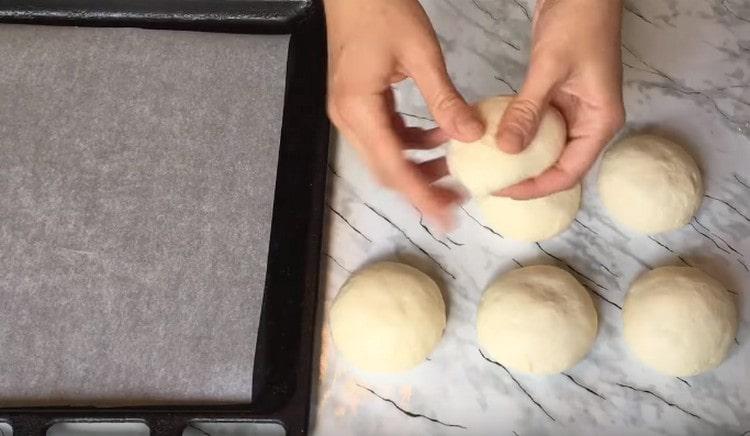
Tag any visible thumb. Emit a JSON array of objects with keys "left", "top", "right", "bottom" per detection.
[
  {"left": 409, "top": 55, "right": 484, "bottom": 142},
  {"left": 497, "top": 74, "right": 556, "bottom": 154}
]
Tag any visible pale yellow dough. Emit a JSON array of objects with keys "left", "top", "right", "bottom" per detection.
[
  {"left": 477, "top": 265, "right": 598, "bottom": 374},
  {"left": 623, "top": 266, "right": 737, "bottom": 376},
  {"left": 598, "top": 134, "right": 703, "bottom": 234},
  {"left": 478, "top": 184, "right": 581, "bottom": 242},
  {"left": 447, "top": 96, "right": 567, "bottom": 196},
  {"left": 329, "top": 262, "right": 446, "bottom": 372}
]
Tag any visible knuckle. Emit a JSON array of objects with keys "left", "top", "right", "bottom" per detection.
[
  {"left": 432, "top": 89, "right": 462, "bottom": 114},
  {"left": 505, "top": 99, "right": 540, "bottom": 131}
]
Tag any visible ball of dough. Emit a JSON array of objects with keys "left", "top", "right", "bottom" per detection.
[
  {"left": 478, "top": 184, "right": 581, "bottom": 242},
  {"left": 477, "top": 265, "right": 598, "bottom": 374},
  {"left": 623, "top": 266, "right": 737, "bottom": 377},
  {"left": 598, "top": 134, "right": 703, "bottom": 234},
  {"left": 329, "top": 262, "right": 446, "bottom": 372},
  {"left": 447, "top": 96, "right": 567, "bottom": 196}
]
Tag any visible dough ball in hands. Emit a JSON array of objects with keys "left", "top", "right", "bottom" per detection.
[
  {"left": 447, "top": 96, "right": 567, "bottom": 196},
  {"left": 477, "top": 265, "right": 598, "bottom": 374},
  {"left": 329, "top": 262, "right": 446, "bottom": 372},
  {"left": 623, "top": 266, "right": 737, "bottom": 377},
  {"left": 478, "top": 184, "right": 581, "bottom": 242},
  {"left": 598, "top": 134, "right": 702, "bottom": 234}
]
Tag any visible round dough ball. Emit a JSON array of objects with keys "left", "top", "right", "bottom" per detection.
[
  {"left": 477, "top": 265, "right": 598, "bottom": 374},
  {"left": 478, "top": 184, "right": 581, "bottom": 242},
  {"left": 447, "top": 96, "right": 567, "bottom": 196},
  {"left": 623, "top": 266, "right": 737, "bottom": 377},
  {"left": 598, "top": 134, "right": 702, "bottom": 234},
  {"left": 329, "top": 261, "right": 446, "bottom": 372}
]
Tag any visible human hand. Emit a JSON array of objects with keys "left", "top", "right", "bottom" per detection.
[
  {"left": 324, "top": 0, "right": 483, "bottom": 228},
  {"left": 494, "top": 0, "right": 625, "bottom": 199}
]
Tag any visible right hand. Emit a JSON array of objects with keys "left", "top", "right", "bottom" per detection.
[{"left": 324, "top": 0, "right": 484, "bottom": 229}]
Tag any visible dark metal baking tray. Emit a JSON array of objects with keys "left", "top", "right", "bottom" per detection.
[{"left": 0, "top": 0, "right": 329, "bottom": 434}]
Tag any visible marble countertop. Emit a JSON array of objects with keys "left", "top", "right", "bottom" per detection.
[{"left": 311, "top": 0, "right": 750, "bottom": 435}]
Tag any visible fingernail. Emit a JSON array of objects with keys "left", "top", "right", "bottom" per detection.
[
  {"left": 498, "top": 129, "right": 525, "bottom": 154},
  {"left": 457, "top": 113, "right": 484, "bottom": 140}
]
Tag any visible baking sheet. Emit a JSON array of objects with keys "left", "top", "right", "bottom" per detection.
[{"left": 0, "top": 25, "right": 289, "bottom": 405}]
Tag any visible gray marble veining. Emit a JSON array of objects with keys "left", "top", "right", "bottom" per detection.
[{"left": 313, "top": 0, "right": 750, "bottom": 435}]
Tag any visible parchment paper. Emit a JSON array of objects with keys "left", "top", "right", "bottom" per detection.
[{"left": 0, "top": 25, "right": 289, "bottom": 405}]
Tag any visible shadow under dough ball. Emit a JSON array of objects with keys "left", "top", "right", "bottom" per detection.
[{"left": 329, "top": 261, "right": 446, "bottom": 372}]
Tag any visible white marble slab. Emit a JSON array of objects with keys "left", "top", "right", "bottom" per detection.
[{"left": 312, "top": 0, "right": 750, "bottom": 435}]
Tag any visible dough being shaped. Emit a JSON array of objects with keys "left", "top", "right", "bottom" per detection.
[
  {"left": 478, "top": 184, "right": 581, "bottom": 242},
  {"left": 598, "top": 134, "right": 702, "bottom": 234},
  {"left": 447, "top": 96, "right": 566, "bottom": 196},
  {"left": 477, "top": 265, "right": 597, "bottom": 374},
  {"left": 623, "top": 266, "right": 737, "bottom": 377},
  {"left": 329, "top": 261, "right": 446, "bottom": 372}
]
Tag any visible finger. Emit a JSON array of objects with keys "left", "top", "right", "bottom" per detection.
[
  {"left": 402, "top": 127, "right": 450, "bottom": 149},
  {"left": 494, "top": 132, "right": 607, "bottom": 199},
  {"left": 497, "top": 66, "right": 559, "bottom": 154},
  {"left": 405, "top": 51, "right": 484, "bottom": 142},
  {"left": 415, "top": 157, "right": 449, "bottom": 183},
  {"left": 338, "top": 92, "right": 458, "bottom": 226}
]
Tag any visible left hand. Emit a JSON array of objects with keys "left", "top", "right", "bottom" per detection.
[{"left": 494, "top": 0, "right": 625, "bottom": 199}]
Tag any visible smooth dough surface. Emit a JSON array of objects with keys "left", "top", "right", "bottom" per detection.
[
  {"left": 477, "top": 265, "right": 598, "bottom": 374},
  {"left": 478, "top": 184, "right": 581, "bottom": 242},
  {"left": 329, "top": 262, "right": 446, "bottom": 372},
  {"left": 623, "top": 266, "right": 737, "bottom": 377},
  {"left": 598, "top": 134, "right": 702, "bottom": 234},
  {"left": 447, "top": 96, "right": 567, "bottom": 196}
]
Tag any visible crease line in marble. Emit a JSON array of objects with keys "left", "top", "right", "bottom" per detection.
[
  {"left": 624, "top": 3, "right": 655, "bottom": 25},
  {"left": 647, "top": 237, "right": 691, "bottom": 266},
  {"left": 574, "top": 218, "right": 600, "bottom": 236},
  {"left": 511, "top": 0, "right": 530, "bottom": 21},
  {"left": 357, "top": 384, "right": 468, "bottom": 430},
  {"left": 704, "top": 194, "right": 750, "bottom": 223},
  {"left": 615, "top": 383, "right": 704, "bottom": 421},
  {"left": 721, "top": 0, "right": 750, "bottom": 23},
  {"left": 362, "top": 203, "right": 457, "bottom": 279},
  {"left": 438, "top": 0, "right": 522, "bottom": 51},
  {"left": 418, "top": 211, "right": 451, "bottom": 249},
  {"left": 186, "top": 423, "right": 211, "bottom": 436},
  {"left": 735, "top": 173, "right": 750, "bottom": 190},
  {"left": 323, "top": 252, "right": 352, "bottom": 273},
  {"left": 327, "top": 203, "right": 373, "bottom": 243},
  {"left": 737, "top": 258, "right": 749, "bottom": 272},
  {"left": 688, "top": 222, "right": 731, "bottom": 254},
  {"left": 512, "top": 258, "right": 524, "bottom": 268},
  {"left": 461, "top": 206, "right": 504, "bottom": 239},
  {"left": 446, "top": 235, "right": 465, "bottom": 246},
  {"left": 478, "top": 349, "right": 557, "bottom": 422},
  {"left": 535, "top": 242, "right": 610, "bottom": 291},
  {"left": 494, "top": 75, "right": 518, "bottom": 93},
  {"left": 693, "top": 217, "right": 743, "bottom": 256},
  {"left": 562, "top": 373, "right": 607, "bottom": 400},
  {"left": 676, "top": 377, "right": 692, "bottom": 387},
  {"left": 622, "top": 44, "right": 750, "bottom": 127},
  {"left": 471, "top": 0, "right": 498, "bottom": 21},
  {"left": 582, "top": 283, "right": 623, "bottom": 310},
  {"left": 598, "top": 262, "right": 620, "bottom": 278}
]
